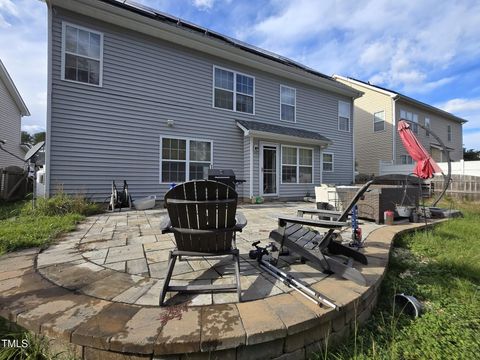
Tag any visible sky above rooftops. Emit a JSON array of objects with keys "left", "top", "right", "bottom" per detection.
[{"left": 1, "top": 0, "right": 479, "bottom": 149}]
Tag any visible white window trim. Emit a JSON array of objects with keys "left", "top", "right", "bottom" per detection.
[
  {"left": 280, "top": 145, "right": 314, "bottom": 185},
  {"left": 212, "top": 65, "right": 255, "bottom": 115},
  {"left": 373, "top": 110, "right": 385, "bottom": 132},
  {"left": 159, "top": 136, "right": 213, "bottom": 184},
  {"left": 61, "top": 21, "right": 104, "bottom": 87},
  {"left": 338, "top": 101, "right": 351, "bottom": 132},
  {"left": 447, "top": 124, "right": 452, "bottom": 142},
  {"left": 322, "top": 152, "right": 334, "bottom": 173},
  {"left": 279, "top": 85, "right": 296, "bottom": 123}
]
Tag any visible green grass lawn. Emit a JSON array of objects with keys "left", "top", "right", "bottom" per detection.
[
  {"left": 319, "top": 199, "right": 480, "bottom": 360},
  {"left": 0, "top": 196, "right": 101, "bottom": 256}
]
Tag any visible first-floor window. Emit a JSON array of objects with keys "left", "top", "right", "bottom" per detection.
[
  {"left": 161, "top": 137, "right": 212, "bottom": 183},
  {"left": 322, "top": 152, "right": 334, "bottom": 172},
  {"left": 281, "top": 146, "right": 313, "bottom": 184},
  {"left": 401, "top": 155, "right": 413, "bottom": 165}
]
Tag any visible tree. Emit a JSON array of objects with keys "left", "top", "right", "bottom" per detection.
[
  {"left": 21, "top": 131, "right": 32, "bottom": 144},
  {"left": 20, "top": 131, "right": 45, "bottom": 146},
  {"left": 463, "top": 148, "right": 480, "bottom": 161},
  {"left": 32, "top": 132, "right": 45, "bottom": 144}
]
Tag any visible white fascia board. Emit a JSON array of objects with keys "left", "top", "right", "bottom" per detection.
[
  {"left": 333, "top": 75, "right": 397, "bottom": 98},
  {"left": 51, "top": 0, "right": 361, "bottom": 99}
]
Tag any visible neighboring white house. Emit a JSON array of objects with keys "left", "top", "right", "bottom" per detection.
[{"left": 0, "top": 59, "right": 30, "bottom": 168}]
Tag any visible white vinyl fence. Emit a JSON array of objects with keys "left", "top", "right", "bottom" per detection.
[{"left": 379, "top": 160, "right": 480, "bottom": 177}]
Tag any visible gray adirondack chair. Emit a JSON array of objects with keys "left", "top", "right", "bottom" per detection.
[{"left": 159, "top": 180, "right": 247, "bottom": 306}]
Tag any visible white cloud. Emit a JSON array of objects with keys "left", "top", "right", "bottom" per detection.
[
  {"left": 246, "top": 0, "right": 480, "bottom": 93},
  {"left": 22, "top": 124, "right": 45, "bottom": 134},
  {"left": 438, "top": 98, "right": 480, "bottom": 114},
  {"left": 192, "top": 0, "right": 215, "bottom": 10},
  {"left": 0, "top": 0, "right": 47, "bottom": 136},
  {"left": 462, "top": 130, "right": 480, "bottom": 150}
]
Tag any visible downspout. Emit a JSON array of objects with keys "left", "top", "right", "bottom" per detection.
[
  {"left": 249, "top": 137, "right": 253, "bottom": 199},
  {"left": 44, "top": 0, "right": 53, "bottom": 197},
  {"left": 392, "top": 95, "right": 399, "bottom": 164},
  {"left": 351, "top": 97, "right": 355, "bottom": 184}
]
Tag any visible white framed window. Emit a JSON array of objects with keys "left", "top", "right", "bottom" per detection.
[
  {"left": 400, "top": 109, "right": 418, "bottom": 133},
  {"left": 280, "top": 85, "right": 296, "bottom": 122},
  {"left": 322, "top": 152, "right": 334, "bottom": 172},
  {"left": 281, "top": 146, "right": 313, "bottom": 184},
  {"left": 62, "top": 22, "right": 103, "bottom": 86},
  {"left": 338, "top": 101, "right": 351, "bottom": 132},
  {"left": 213, "top": 66, "right": 254, "bottom": 114},
  {"left": 400, "top": 155, "right": 413, "bottom": 165},
  {"left": 447, "top": 124, "right": 452, "bottom": 142},
  {"left": 425, "top": 117, "right": 430, "bottom": 137},
  {"left": 373, "top": 111, "right": 385, "bottom": 132},
  {"left": 160, "top": 137, "right": 213, "bottom": 183}
]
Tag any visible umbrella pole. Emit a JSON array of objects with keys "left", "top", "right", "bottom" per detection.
[{"left": 399, "top": 120, "right": 451, "bottom": 206}]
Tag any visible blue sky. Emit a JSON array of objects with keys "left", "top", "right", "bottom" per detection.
[{"left": 1, "top": 0, "right": 480, "bottom": 149}]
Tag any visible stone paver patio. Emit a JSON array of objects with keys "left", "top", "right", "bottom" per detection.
[{"left": 0, "top": 203, "right": 442, "bottom": 360}]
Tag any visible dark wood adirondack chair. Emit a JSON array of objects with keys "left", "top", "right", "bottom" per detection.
[
  {"left": 269, "top": 180, "right": 374, "bottom": 286},
  {"left": 159, "top": 180, "right": 247, "bottom": 306}
]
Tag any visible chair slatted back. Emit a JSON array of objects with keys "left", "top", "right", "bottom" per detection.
[{"left": 164, "top": 180, "right": 238, "bottom": 252}]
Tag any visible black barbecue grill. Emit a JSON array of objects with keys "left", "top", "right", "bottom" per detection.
[{"left": 207, "top": 169, "right": 246, "bottom": 190}]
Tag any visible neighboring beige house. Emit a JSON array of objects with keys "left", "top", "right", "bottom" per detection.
[
  {"left": 333, "top": 75, "right": 466, "bottom": 176},
  {"left": 0, "top": 59, "right": 30, "bottom": 168}
]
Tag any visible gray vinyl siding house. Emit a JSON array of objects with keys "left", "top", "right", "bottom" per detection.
[
  {"left": 0, "top": 60, "right": 30, "bottom": 169},
  {"left": 45, "top": 0, "right": 362, "bottom": 202}
]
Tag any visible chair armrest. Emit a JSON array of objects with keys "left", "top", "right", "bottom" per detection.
[
  {"left": 278, "top": 215, "right": 347, "bottom": 229},
  {"left": 160, "top": 215, "right": 172, "bottom": 234},
  {"left": 234, "top": 212, "right": 247, "bottom": 231},
  {"left": 297, "top": 208, "right": 343, "bottom": 218}
]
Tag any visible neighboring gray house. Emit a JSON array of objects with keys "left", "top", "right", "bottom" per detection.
[
  {"left": 45, "top": 0, "right": 362, "bottom": 201},
  {"left": 0, "top": 59, "right": 30, "bottom": 168}
]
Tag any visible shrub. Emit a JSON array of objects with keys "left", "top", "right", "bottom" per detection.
[{"left": 21, "top": 193, "right": 102, "bottom": 217}]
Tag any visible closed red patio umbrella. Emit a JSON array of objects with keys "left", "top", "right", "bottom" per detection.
[{"left": 397, "top": 120, "right": 442, "bottom": 179}]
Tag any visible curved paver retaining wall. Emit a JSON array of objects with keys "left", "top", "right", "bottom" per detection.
[{"left": 0, "top": 222, "right": 440, "bottom": 360}]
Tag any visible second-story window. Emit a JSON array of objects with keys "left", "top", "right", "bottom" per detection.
[
  {"left": 338, "top": 101, "right": 351, "bottom": 132},
  {"left": 425, "top": 117, "right": 431, "bottom": 137},
  {"left": 213, "top": 66, "right": 254, "bottom": 114},
  {"left": 447, "top": 125, "right": 452, "bottom": 142},
  {"left": 373, "top": 111, "right": 385, "bottom": 132},
  {"left": 401, "top": 155, "right": 413, "bottom": 165},
  {"left": 62, "top": 23, "right": 103, "bottom": 86},
  {"left": 400, "top": 109, "right": 418, "bottom": 133},
  {"left": 280, "top": 85, "right": 296, "bottom": 122}
]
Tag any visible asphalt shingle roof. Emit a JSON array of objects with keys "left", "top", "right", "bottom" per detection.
[{"left": 236, "top": 119, "right": 332, "bottom": 143}]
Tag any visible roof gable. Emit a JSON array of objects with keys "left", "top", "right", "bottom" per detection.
[{"left": 0, "top": 60, "right": 30, "bottom": 117}]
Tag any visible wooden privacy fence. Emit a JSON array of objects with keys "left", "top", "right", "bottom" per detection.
[{"left": 430, "top": 174, "right": 480, "bottom": 201}]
